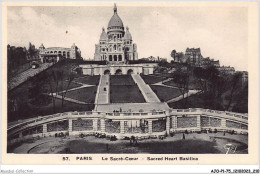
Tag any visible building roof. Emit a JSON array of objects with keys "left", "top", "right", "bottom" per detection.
[
  {"left": 186, "top": 48, "right": 201, "bottom": 52},
  {"left": 124, "top": 26, "right": 132, "bottom": 40},
  {"left": 45, "top": 47, "right": 70, "bottom": 50},
  {"left": 107, "top": 4, "right": 124, "bottom": 29},
  {"left": 100, "top": 27, "right": 108, "bottom": 40}
]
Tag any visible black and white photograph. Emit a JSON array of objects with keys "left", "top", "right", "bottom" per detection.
[{"left": 1, "top": 1, "right": 259, "bottom": 167}]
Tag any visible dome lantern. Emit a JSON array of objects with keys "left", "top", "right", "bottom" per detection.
[
  {"left": 113, "top": 3, "right": 117, "bottom": 14},
  {"left": 107, "top": 3, "right": 124, "bottom": 32}
]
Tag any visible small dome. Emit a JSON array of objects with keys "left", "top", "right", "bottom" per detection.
[
  {"left": 124, "top": 26, "right": 132, "bottom": 40},
  {"left": 107, "top": 4, "right": 124, "bottom": 29},
  {"left": 100, "top": 27, "right": 108, "bottom": 40}
]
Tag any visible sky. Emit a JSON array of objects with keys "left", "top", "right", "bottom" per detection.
[{"left": 7, "top": 4, "right": 248, "bottom": 71}]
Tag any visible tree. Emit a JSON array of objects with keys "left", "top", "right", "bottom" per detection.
[
  {"left": 170, "top": 50, "right": 176, "bottom": 61},
  {"left": 28, "top": 71, "right": 50, "bottom": 106},
  {"left": 60, "top": 72, "right": 75, "bottom": 110},
  {"left": 172, "top": 65, "right": 189, "bottom": 107},
  {"left": 226, "top": 72, "right": 242, "bottom": 111},
  {"left": 193, "top": 66, "right": 226, "bottom": 109}
]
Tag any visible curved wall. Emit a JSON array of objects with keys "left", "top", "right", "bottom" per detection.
[{"left": 7, "top": 108, "right": 248, "bottom": 145}]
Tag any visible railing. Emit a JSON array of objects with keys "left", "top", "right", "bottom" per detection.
[
  {"left": 169, "top": 108, "right": 248, "bottom": 121},
  {"left": 8, "top": 108, "right": 248, "bottom": 136}
]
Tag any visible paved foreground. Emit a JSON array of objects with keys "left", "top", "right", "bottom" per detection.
[{"left": 10, "top": 132, "right": 248, "bottom": 154}]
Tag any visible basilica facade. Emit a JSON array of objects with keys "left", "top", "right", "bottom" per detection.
[
  {"left": 94, "top": 4, "right": 138, "bottom": 63},
  {"left": 80, "top": 4, "right": 154, "bottom": 75}
]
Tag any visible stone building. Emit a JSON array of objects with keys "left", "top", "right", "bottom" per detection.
[
  {"left": 217, "top": 66, "right": 235, "bottom": 74},
  {"left": 185, "top": 48, "right": 203, "bottom": 66},
  {"left": 200, "top": 57, "right": 220, "bottom": 68},
  {"left": 94, "top": 4, "right": 138, "bottom": 63},
  {"left": 27, "top": 42, "right": 40, "bottom": 61},
  {"left": 39, "top": 43, "right": 81, "bottom": 63},
  {"left": 80, "top": 4, "right": 154, "bottom": 75}
]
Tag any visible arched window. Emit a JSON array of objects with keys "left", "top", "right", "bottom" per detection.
[
  {"left": 109, "top": 55, "right": 112, "bottom": 61},
  {"left": 114, "top": 45, "right": 117, "bottom": 51},
  {"left": 115, "top": 69, "right": 122, "bottom": 75},
  {"left": 104, "top": 70, "right": 110, "bottom": 75},
  {"left": 118, "top": 55, "right": 122, "bottom": 61},
  {"left": 114, "top": 55, "right": 117, "bottom": 61},
  {"left": 127, "top": 69, "right": 133, "bottom": 75}
]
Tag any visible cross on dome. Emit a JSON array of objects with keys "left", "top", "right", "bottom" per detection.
[{"left": 113, "top": 3, "right": 117, "bottom": 14}]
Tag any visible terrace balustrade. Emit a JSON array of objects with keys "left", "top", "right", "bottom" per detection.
[
  {"left": 177, "top": 117, "right": 197, "bottom": 128},
  {"left": 152, "top": 120, "right": 166, "bottom": 132},
  {"left": 105, "top": 120, "right": 120, "bottom": 133},
  {"left": 7, "top": 108, "right": 248, "bottom": 139},
  {"left": 72, "top": 119, "right": 93, "bottom": 131},
  {"left": 47, "top": 120, "right": 68, "bottom": 132},
  {"left": 226, "top": 120, "right": 242, "bottom": 129}
]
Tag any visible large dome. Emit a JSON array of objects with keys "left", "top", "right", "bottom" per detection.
[{"left": 107, "top": 4, "right": 124, "bottom": 29}]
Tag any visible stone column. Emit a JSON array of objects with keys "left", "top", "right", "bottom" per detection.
[
  {"left": 68, "top": 119, "right": 73, "bottom": 135},
  {"left": 172, "top": 116, "right": 177, "bottom": 131},
  {"left": 101, "top": 119, "right": 106, "bottom": 133},
  {"left": 221, "top": 119, "right": 226, "bottom": 129},
  {"left": 197, "top": 115, "right": 201, "bottom": 131},
  {"left": 93, "top": 119, "right": 98, "bottom": 131},
  {"left": 166, "top": 117, "right": 170, "bottom": 135},
  {"left": 120, "top": 120, "right": 125, "bottom": 134},
  {"left": 43, "top": 123, "right": 47, "bottom": 137},
  {"left": 148, "top": 120, "right": 153, "bottom": 134}
]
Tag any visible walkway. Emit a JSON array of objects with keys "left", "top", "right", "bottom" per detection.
[
  {"left": 51, "top": 83, "right": 94, "bottom": 95},
  {"left": 152, "top": 80, "right": 200, "bottom": 103},
  {"left": 51, "top": 94, "right": 91, "bottom": 104},
  {"left": 166, "top": 90, "right": 200, "bottom": 103},
  {"left": 153, "top": 78, "right": 174, "bottom": 86},
  {"left": 95, "top": 75, "right": 110, "bottom": 105},
  {"left": 131, "top": 74, "right": 160, "bottom": 103},
  {"left": 8, "top": 62, "right": 53, "bottom": 91},
  {"left": 95, "top": 102, "right": 170, "bottom": 113}
]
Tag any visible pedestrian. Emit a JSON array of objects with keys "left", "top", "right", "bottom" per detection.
[{"left": 182, "top": 133, "right": 185, "bottom": 140}]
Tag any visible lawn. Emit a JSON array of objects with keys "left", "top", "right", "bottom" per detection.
[
  {"left": 8, "top": 97, "right": 94, "bottom": 123},
  {"left": 163, "top": 76, "right": 200, "bottom": 90},
  {"left": 168, "top": 91, "right": 248, "bottom": 113},
  {"left": 110, "top": 75, "right": 135, "bottom": 85},
  {"left": 64, "top": 86, "right": 97, "bottom": 103},
  {"left": 8, "top": 60, "right": 93, "bottom": 123},
  {"left": 168, "top": 93, "right": 224, "bottom": 110},
  {"left": 74, "top": 75, "right": 100, "bottom": 85},
  {"left": 45, "top": 81, "right": 82, "bottom": 93},
  {"left": 150, "top": 85, "right": 182, "bottom": 102},
  {"left": 110, "top": 85, "right": 146, "bottom": 103},
  {"left": 141, "top": 75, "right": 166, "bottom": 84}
]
